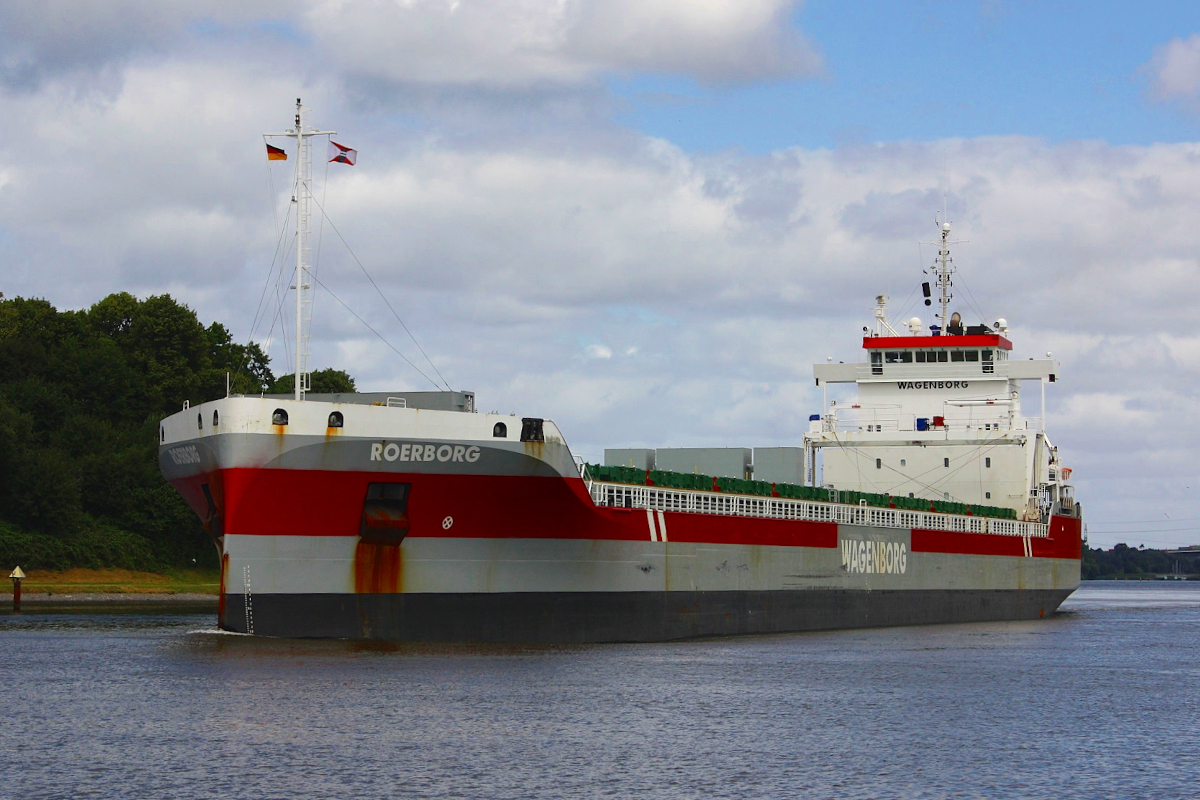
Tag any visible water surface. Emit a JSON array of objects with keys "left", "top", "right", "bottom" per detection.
[{"left": 3, "top": 582, "right": 1197, "bottom": 799}]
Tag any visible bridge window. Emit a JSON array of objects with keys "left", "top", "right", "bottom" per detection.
[
  {"left": 965, "top": 350, "right": 978, "bottom": 362},
  {"left": 871, "top": 351, "right": 882, "bottom": 375},
  {"left": 328, "top": 411, "right": 344, "bottom": 428},
  {"left": 951, "top": 351, "right": 965, "bottom": 362},
  {"left": 982, "top": 350, "right": 994, "bottom": 373},
  {"left": 272, "top": 408, "right": 289, "bottom": 425},
  {"left": 493, "top": 422, "right": 507, "bottom": 438}
]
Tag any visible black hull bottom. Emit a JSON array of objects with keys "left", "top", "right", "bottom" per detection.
[{"left": 222, "top": 588, "right": 1076, "bottom": 642}]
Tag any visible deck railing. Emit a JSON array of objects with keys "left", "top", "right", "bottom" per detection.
[{"left": 587, "top": 480, "right": 1049, "bottom": 539}]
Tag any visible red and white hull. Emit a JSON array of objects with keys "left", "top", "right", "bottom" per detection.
[{"left": 160, "top": 396, "right": 1082, "bottom": 641}]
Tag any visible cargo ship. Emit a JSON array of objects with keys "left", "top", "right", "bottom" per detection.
[{"left": 158, "top": 104, "right": 1082, "bottom": 641}]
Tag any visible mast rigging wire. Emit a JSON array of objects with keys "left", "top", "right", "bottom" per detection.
[
  {"left": 309, "top": 192, "right": 453, "bottom": 392},
  {"left": 308, "top": 272, "right": 442, "bottom": 390}
]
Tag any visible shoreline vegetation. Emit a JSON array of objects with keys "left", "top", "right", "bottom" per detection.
[
  {"left": 2, "top": 567, "right": 219, "bottom": 597},
  {"left": 0, "top": 292, "right": 352, "bottom": 574}
]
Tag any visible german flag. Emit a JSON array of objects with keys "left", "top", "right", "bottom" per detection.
[{"left": 266, "top": 144, "right": 287, "bottom": 161}]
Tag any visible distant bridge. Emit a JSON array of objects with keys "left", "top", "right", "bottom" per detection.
[
  {"left": 1162, "top": 547, "right": 1200, "bottom": 580},
  {"left": 1166, "top": 547, "right": 1200, "bottom": 559}
]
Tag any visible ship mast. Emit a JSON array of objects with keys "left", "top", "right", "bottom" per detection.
[
  {"left": 934, "top": 220, "right": 954, "bottom": 331},
  {"left": 266, "top": 99, "right": 335, "bottom": 401}
]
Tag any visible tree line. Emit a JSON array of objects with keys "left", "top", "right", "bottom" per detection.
[
  {"left": 1082, "top": 543, "right": 1199, "bottom": 580},
  {"left": 0, "top": 292, "right": 352, "bottom": 571}
]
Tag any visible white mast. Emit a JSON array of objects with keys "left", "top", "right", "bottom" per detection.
[
  {"left": 266, "top": 99, "right": 334, "bottom": 401},
  {"left": 935, "top": 220, "right": 954, "bottom": 331}
]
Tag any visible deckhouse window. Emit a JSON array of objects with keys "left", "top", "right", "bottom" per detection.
[
  {"left": 944, "top": 457, "right": 950, "bottom": 468},
  {"left": 197, "top": 413, "right": 203, "bottom": 430},
  {"left": 272, "top": 408, "right": 289, "bottom": 425},
  {"left": 328, "top": 411, "right": 344, "bottom": 428},
  {"left": 493, "top": 422, "right": 507, "bottom": 438},
  {"left": 965, "top": 350, "right": 978, "bottom": 362},
  {"left": 985, "top": 457, "right": 992, "bottom": 468},
  {"left": 870, "top": 351, "right": 882, "bottom": 375},
  {"left": 212, "top": 410, "right": 219, "bottom": 427},
  {"left": 951, "top": 350, "right": 965, "bottom": 362},
  {"left": 875, "top": 458, "right": 882, "bottom": 469}
]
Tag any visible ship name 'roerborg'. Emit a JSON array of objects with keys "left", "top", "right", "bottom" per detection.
[{"left": 158, "top": 103, "right": 1081, "bottom": 642}]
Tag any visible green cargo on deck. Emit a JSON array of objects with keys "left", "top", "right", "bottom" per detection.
[{"left": 583, "top": 464, "right": 1018, "bottom": 521}]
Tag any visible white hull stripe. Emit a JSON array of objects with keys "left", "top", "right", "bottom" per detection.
[
  {"left": 657, "top": 510, "right": 668, "bottom": 543},
  {"left": 646, "top": 510, "right": 658, "bottom": 542}
]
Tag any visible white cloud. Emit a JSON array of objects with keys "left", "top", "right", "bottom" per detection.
[
  {"left": 585, "top": 343, "right": 613, "bottom": 359},
  {"left": 0, "top": 1, "right": 817, "bottom": 93},
  {"left": 1143, "top": 33, "right": 1200, "bottom": 109},
  {"left": 309, "top": 0, "right": 819, "bottom": 87}
]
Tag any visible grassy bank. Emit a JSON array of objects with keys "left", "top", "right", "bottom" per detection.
[{"left": 2, "top": 567, "right": 219, "bottom": 595}]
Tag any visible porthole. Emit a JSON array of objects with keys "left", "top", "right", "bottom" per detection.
[
  {"left": 900, "top": 458, "right": 906, "bottom": 467},
  {"left": 328, "top": 411, "right": 344, "bottom": 428},
  {"left": 493, "top": 422, "right": 507, "bottom": 438},
  {"left": 272, "top": 408, "right": 289, "bottom": 425}
]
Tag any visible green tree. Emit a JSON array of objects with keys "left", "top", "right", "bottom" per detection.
[
  {"left": 273, "top": 368, "right": 356, "bottom": 395},
  {"left": 0, "top": 291, "right": 346, "bottom": 571}
]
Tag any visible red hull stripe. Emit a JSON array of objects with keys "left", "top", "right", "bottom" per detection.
[
  {"left": 168, "top": 467, "right": 1079, "bottom": 558},
  {"left": 911, "top": 515, "right": 1082, "bottom": 560}
]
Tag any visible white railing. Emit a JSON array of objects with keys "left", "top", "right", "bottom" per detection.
[{"left": 587, "top": 480, "right": 1049, "bottom": 539}]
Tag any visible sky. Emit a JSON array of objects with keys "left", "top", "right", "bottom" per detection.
[{"left": 4, "top": 0, "right": 1200, "bottom": 549}]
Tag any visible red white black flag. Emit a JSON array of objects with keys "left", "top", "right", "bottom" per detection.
[{"left": 328, "top": 141, "right": 357, "bottom": 165}]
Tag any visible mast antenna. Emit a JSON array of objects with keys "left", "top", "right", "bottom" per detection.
[
  {"left": 927, "top": 210, "right": 963, "bottom": 333},
  {"left": 265, "top": 98, "right": 335, "bottom": 401}
]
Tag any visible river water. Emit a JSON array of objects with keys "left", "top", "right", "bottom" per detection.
[{"left": 2, "top": 582, "right": 1197, "bottom": 800}]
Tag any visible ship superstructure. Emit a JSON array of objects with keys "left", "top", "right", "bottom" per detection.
[
  {"left": 157, "top": 105, "right": 1081, "bottom": 642},
  {"left": 806, "top": 223, "right": 1075, "bottom": 524}
]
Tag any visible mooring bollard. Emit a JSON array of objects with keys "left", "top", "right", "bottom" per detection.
[{"left": 10, "top": 566, "right": 24, "bottom": 612}]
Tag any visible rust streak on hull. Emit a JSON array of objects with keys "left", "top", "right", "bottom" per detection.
[{"left": 354, "top": 541, "right": 403, "bottom": 594}]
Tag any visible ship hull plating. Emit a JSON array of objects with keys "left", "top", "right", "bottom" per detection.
[{"left": 221, "top": 587, "right": 1075, "bottom": 642}]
